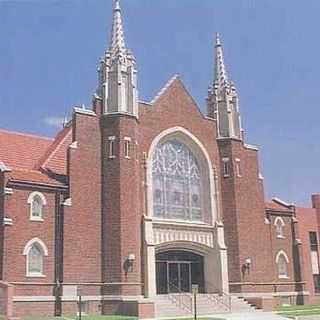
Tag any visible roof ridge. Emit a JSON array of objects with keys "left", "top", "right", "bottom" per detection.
[
  {"left": 0, "top": 128, "right": 53, "bottom": 141},
  {"left": 150, "top": 74, "right": 180, "bottom": 104}
]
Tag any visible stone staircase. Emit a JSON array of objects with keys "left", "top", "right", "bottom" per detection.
[{"left": 154, "top": 293, "right": 258, "bottom": 318}]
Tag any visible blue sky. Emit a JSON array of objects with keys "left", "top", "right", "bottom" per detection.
[{"left": 1, "top": 0, "right": 320, "bottom": 206}]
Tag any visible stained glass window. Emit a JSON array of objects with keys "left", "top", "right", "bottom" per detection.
[
  {"left": 152, "top": 139, "right": 203, "bottom": 221},
  {"left": 28, "top": 244, "right": 43, "bottom": 275}
]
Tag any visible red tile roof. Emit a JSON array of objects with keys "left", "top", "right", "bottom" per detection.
[
  {"left": 38, "top": 126, "right": 72, "bottom": 176},
  {"left": 0, "top": 127, "right": 71, "bottom": 187},
  {"left": 0, "top": 129, "right": 53, "bottom": 170},
  {"left": 10, "top": 169, "right": 66, "bottom": 187}
]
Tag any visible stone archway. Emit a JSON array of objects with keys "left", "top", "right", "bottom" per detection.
[{"left": 143, "top": 218, "right": 229, "bottom": 298}]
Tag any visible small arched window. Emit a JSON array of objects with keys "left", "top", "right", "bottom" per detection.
[
  {"left": 27, "top": 192, "right": 46, "bottom": 221},
  {"left": 274, "top": 217, "right": 285, "bottom": 239},
  {"left": 276, "top": 250, "right": 289, "bottom": 279},
  {"left": 23, "top": 238, "right": 48, "bottom": 277}
]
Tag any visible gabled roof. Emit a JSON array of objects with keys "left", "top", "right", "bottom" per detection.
[
  {"left": 265, "top": 198, "right": 294, "bottom": 212},
  {"left": 150, "top": 74, "right": 180, "bottom": 104}
]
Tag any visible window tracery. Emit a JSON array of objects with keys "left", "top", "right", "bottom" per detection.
[{"left": 152, "top": 139, "right": 203, "bottom": 221}]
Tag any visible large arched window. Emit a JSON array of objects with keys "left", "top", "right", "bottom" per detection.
[
  {"left": 23, "top": 238, "right": 48, "bottom": 277},
  {"left": 152, "top": 139, "right": 203, "bottom": 221}
]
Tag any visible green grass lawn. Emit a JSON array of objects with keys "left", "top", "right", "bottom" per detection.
[
  {"left": 23, "top": 316, "right": 225, "bottom": 320},
  {"left": 276, "top": 304, "right": 320, "bottom": 317}
]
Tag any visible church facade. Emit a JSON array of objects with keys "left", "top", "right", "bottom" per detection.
[{"left": 1, "top": 1, "right": 320, "bottom": 318}]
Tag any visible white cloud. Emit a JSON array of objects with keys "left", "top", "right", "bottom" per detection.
[{"left": 43, "top": 116, "right": 65, "bottom": 128}]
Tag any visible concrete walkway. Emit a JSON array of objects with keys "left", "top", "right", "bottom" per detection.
[{"left": 211, "top": 311, "right": 288, "bottom": 319}]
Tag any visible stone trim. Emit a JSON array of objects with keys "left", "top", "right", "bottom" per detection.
[
  {"left": 0, "top": 162, "right": 12, "bottom": 172},
  {"left": 244, "top": 143, "right": 259, "bottom": 151},
  {"left": 150, "top": 74, "right": 179, "bottom": 104},
  {"left": 232, "top": 291, "right": 310, "bottom": 298},
  {"left": 13, "top": 295, "right": 153, "bottom": 303},
  {"left": 4, "top": 188, "right": 13, "bottom": 195},
  {"left": 4, "top": 217, "right": 13, "bottom": 226},
  {"left": 74, "top": 107, "right": 97, "bottom": 117}
]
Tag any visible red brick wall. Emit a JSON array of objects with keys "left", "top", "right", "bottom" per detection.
[
  {"left": 267, "top": 214, "right": 296, "bottom": 285},
  {"left": 101, "top": 115, "right": 142, "bottom": 295},
  {"left": 0, "top": 173, "right": 5, "bottom": 279},
  {"left": 3, "top": 187, "right": 57, "bottom": 292},
  {"left": 297, "top": 202, "right": 320, "bottom": 301},
  {"left": 13, "top": 301, "right": 55, "bottom": 317},
  {"left": 138, "top": 79, "right": 222, "bottom": 294},
  {"left": 218, "top": 140, "right": 275, "bottom": 291},
  {"left": 63, "top": 111, "right": 102, "bottom": 283}
]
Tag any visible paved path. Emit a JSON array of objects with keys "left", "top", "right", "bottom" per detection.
[{"left": 212, "top": 311, "right": 288, "bottom": 319}]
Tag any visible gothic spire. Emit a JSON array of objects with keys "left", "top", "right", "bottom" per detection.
[
  {"left": 207, "top": 34, "right": 242, "bottom": 140},
  {"left": 214, "top": 33, "right": 229, "bottom": 89},
  {"left": 109, "top": 0, "right": 127, "bottom": 58},
  {"left": 97, "top": 0, "right": 138, "bottom": 117}
]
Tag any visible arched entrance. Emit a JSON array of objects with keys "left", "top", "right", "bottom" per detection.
[{"left": 156, "top": 250, "right": 205, "bottom": 294}]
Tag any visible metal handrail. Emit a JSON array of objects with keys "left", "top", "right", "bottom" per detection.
[
  {"left": 167, "top": 281, "right": 193, "bottom": 313},
  {"left": 203, "top": 281, "right": 232, "bottom": 312}
]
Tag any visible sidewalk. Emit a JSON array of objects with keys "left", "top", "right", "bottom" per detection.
[{"left": 210, "top": 311, "right": 288, "bottom": 319}]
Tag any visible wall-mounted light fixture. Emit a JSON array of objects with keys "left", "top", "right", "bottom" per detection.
[
  {"left": 124, "top": 253, "right": 136, "bottom": 274},
  {"left": 241, "top": 258, "right": 252, "bottom": 277}
]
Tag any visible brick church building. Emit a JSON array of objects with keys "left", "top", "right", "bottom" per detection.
[{"left": 1, "top": 1, "right": 320, "bottom": 318}]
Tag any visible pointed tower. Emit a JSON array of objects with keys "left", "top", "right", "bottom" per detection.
[
  {"left": 207, "top": 34, "right": 242, "bottom": 140},
  {"left": 97, "top": 0, "right": 138, "bottom": 117}
]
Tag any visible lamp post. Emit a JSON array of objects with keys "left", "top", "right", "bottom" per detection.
[
  {"left": 77, "top": 287, "right": 82, "bottom": 320},
  {"left": 192, "top": 284, "right": 199, "bottom": 320}
]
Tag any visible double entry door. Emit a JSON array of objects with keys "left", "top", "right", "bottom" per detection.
[
  {"left": 156, "top": 260, "right": 192, "bottom": 294},
  {"left": 156, "top": 250, "right": 205, "bottom": 295}
]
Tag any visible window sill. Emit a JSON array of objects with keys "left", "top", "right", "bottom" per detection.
[
  {"left": 278, "top": 275, "right": 289, "bottom": 279},
  {"left": 223, "top": 175, "right": 230, "bottom": 178},
  {"left": 108, "top": 156, "right": 116, "bottom": 159},
  {"left": 30, "top": 217, "right": 44, "bottom": 222},
  {"left": 125, "top": 156, "right": 131, "bottom": 159},
  {"left": 26, "top": 274, "right": 46, "bottom": 278},
  {"left": 277, "top": 235, "right": 286, "bottom": 239}
]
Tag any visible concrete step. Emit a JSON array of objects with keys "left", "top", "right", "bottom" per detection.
[{"left": 155, "top": 293, "right": 257, "bottom": 317}]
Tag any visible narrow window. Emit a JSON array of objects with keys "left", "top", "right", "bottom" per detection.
[
  {"left": 235, "top": 158, "right": 242, "bottom": 177},
  {"left": 28, "top": 192, "right": 46, "bottom": 221},
  {"left": 124, "top": 137, "right": 131, "bottom": 159},
  {"left": 32, "top": 195, "right": 43, "bottom": 218},
  {"left": 274, "top": 217, "right": 285, "bottom": 238},
  {"left": 276, "top": 251, "right": 289, "bottom": 279},
  {"left": 28, "top": 243, "right": 44, "bottom": 276},
  {"left": 222, "top": 158, "right": 230, "bottom": 177},
  {"left": 23, "top": 238, "right": 48, "bottom": 277},
  {"left": 309, "top": 232, "right": 320, "bottom": 292},
  {"left": 108, "top": 136, "right": 116, "bottom": 159},
  {"left": 310, "top": 232, "right": 318, "bottom": 251}
]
